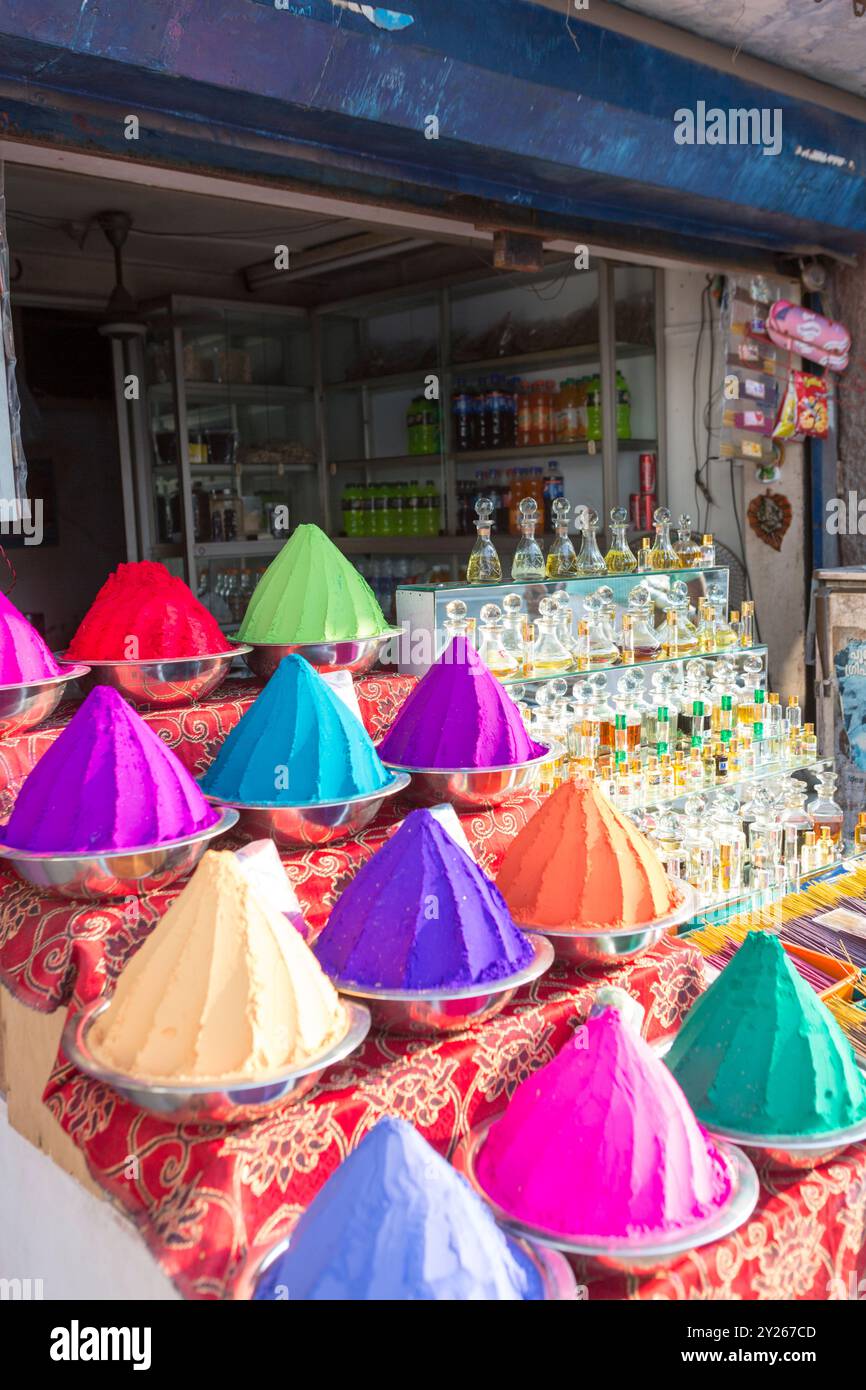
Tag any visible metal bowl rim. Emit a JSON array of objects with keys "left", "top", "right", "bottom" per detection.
[
  {"left": 0, "top": 807, "right": 238, "bottom": 863},
  {"left": 700, "top": 1105, "right": 866, "bottom": 1154},
  {"left": 64, "top": 997, "right": 371, "bottom": 1097},
  {"left": 454, "top": 1117, "right": 759, "bottom": 1260},
  {"left": 0, "top": 663, "right": 91, "bottom": 694},
  {"left": 379, "top": 743, "right": 559, "bottom": 778},
  {"left": 57, "top": 646, "right": 251, "bottom": 669},
  {"left": 237, "top": 629, "right": 402, "bottom": 650},
  {"left": 201, "top": 770, "right": 410, "bottom": 813},
  {"left": 513, "top": 879, "right": 701, "bottom": 942},
  {"left": 330, "top": 932, "right": 554, "bottom": 1003},
  {"left": 236, "top": 1225, "right": 575, "bottom": 1302}
]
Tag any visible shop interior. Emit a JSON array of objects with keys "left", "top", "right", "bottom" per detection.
[{"left": 4, "top": 160, "right": 693, "bottom": 649}]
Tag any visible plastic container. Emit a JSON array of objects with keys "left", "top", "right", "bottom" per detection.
[{"left": 516, "top": 380, "right": 532, "bottom": 448}]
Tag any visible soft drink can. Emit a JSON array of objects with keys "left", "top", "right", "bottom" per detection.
[
  {"left": 639, "top": 451, "right": 657, "bottom": 493},
  {"left": 629, "top": 493, "right": 642, "bottom": 531},
  {"left": 640, "top": 492, "right": 657, "bottom": 531}
]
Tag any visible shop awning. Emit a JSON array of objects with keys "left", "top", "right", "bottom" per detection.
[{"left": 0, "top": 0, "right": 862, "bottom": 265}]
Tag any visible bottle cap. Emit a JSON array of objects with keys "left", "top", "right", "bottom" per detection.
[
  {"left": 721, "top": 695, "right": 732, "bottom": 710},
  {"left": 730, "top": 610, "right": 740, "bottom": 622},
  {"left": 754, "top": 689, "right": 765, "bottom": 703},
  {"left": 804, "top": 831, "right": 816, "bottom": 845},
  {"left": 769, "top": 692, "right": 780, "bottom": 704},
  {"left": 702, "top": 534, "right": 713, "bottom": 544}
]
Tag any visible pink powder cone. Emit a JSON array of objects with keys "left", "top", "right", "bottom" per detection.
[
  {"left": 377, "top": 636, "right": 545, "bottom": 768},
  {"left": 476, "top": 1009, "right": 732, "bottom": 1239},
  {"left": 0, "top": 590, "right": 62, "bottom": 684}
]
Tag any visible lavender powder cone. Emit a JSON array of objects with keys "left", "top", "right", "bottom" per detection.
[
  {"left": 314, "top": 808, "right": 534, "bottom": 989},
  {"left": 377, "top": 636, "right": 545, "bottom": 769}
]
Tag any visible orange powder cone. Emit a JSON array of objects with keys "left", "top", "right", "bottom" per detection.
[{"left": 496, "top": 779, "right": 681, "bottom": 930}]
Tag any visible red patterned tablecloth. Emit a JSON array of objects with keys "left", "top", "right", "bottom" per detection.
[
  {"left": 44, "top": 934, "right": 705, "bottom": 1300},
  {"left": 6, "top": 672, "right": 866, "bottom": 1301}
]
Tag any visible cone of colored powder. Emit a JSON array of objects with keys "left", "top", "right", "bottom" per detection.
[
  {"left": 2, "top": 685, "right": 218, "bottom": 854},
  {"left": 476, "top": 1008, "right": 732, "bottom": 1239},
  {"left": 237, "top": 524, "right": 388, "bottom": 644},
  {"left": 66, "top": 561, "right": 232, "bottom": 660},
  {"left": 252, "top": 1117, "right": 544, "bottom": 1300},
  {"left": 200, "top": 654, "right": 390, "bottom": 805},
  {"left": 0, "top": 590, "right": 63, "bottom": 684},
  {"left": 89, "top": 851, "right": 346, "bottom": 1083},
  {"left": 496, "top": 778, "right": 681, "bottom": 930},
  {"left": 314, "top": 808, "right": 535, "bottom": 989},
  {"left": 666, "top": 932, "right": 866, "bottom": 1136},
  {"left": 377, "top": 636, "right": 545, "bottom": 769}
]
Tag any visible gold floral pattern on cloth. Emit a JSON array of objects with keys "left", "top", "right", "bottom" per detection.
[{"left": 43, "top": 932, "right": 705, "bottom": 1300}]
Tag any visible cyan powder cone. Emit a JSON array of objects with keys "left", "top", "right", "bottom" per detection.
[
  {"left": 0, "top": 590, "right": 62, "bottom": 684},
  {"left": 666, "top": 932, "right": 866, "bottom": 1136},
  {"left": 200, "top": 654, "right": 390, "bottom": 806},
  {"left": 314, "top": 808, "right": 534, "bottom": 989},
  {"left": 238, "top": 524, "right": 388, "bottom": 643},
  {"left": 252, "top": 1117, "right": 543, "bottom": 1301},
  {"left": 377, "top": 636, "right": 545, "bottom": 768},
  {"left": 2, "top": 686, "right": 218, "bottom": 854}
]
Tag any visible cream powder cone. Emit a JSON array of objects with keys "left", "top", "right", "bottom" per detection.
[{"left": 89, "top": 851, "right": 346, "bottom": 1082}]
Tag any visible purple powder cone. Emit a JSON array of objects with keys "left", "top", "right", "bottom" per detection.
[
  {"left": 0, "top": 590, "right": 62, "bottom": 684},
  {"left": 377, "top": 637, "right": 545, "bottom": 769},
  {"left": 2, "top": 686, "right": 219, "bottom": 853},
  {"left": 314, "top": 808, "right": 534, "bottom": 989}
]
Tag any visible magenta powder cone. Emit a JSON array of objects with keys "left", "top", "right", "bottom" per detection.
[
  {"left": 0, "top": 590, "right": 62, "bottom": 684},
  {"left": 2, "top": 686, "right": 219, "bottom": 853},
  {"left": 377, "top": 637, "right": 545, "bottom": 768}
]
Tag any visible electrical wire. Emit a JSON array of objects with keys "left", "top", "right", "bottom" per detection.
[{"left": 6, "top": 209, "right": 337, "bottom": 243}]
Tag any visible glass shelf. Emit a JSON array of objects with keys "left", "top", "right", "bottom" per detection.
[
  {"left": 681, "top": 849, "right": 866, "bottom": 933},
  {"left": 503, "top": 643, "right": 768, "bottom": 691}
]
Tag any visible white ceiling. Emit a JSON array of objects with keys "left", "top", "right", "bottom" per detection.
[{"left": 611, "top": 0, "right": 866, "bottom": 98}]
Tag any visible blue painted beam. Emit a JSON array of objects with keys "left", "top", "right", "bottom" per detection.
[{"left": 0, "top": 0, "right": 862, "bottom": 256}]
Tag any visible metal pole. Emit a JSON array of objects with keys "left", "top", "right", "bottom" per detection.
[
  {"left": 169, "top": 322, "right": 196, "bottom": 584},
  {"left": 653, "top": 267, "right": 668, "bottom": 508},
  {"left": 598, "top": 259, "right": 618, "bottom": 533},
  {"left": 109, "top": 336, "right": 140, "bottom": 562}
]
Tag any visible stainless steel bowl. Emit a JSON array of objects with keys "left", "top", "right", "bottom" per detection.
[
  {"left": 515, "top": 881, "right": 701, "bottom": 966},
  {"left": 332, "top": 933, "right": 554, "bottom": 1036},
  {"left": 0, "top": 809, "right": 238, "bottom": 899},
  {"left": 0, "top": 664, "right": 90, "bottom": 737},
  {"left": 241, "top": 630, "right": 402, "bottom": 682},
  {"left": 701, "top": 1111, "right": 866, "bottom": 1171},
  {"left": 67, "top": 647, "right": 251, "bottom": 709},
  {"left": 380, "top": 745, "right": 557, "bottom": 811},
  {"left": 234, "top": 1226, "right": 578, "bottom": 1301},
  {"left": 63, "top": 997, "right": 371, "bottom": 1125},
  {"left": 203, "top": 772, "right": 410, "bottom": 849},
  {"left": 454, "top": 1118, "right": 759, "bottom": 1274}
]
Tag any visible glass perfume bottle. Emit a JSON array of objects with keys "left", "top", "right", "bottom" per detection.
[
  {"left": 654, "top": 812, "right": 688, "bottom": 881},
  {"left": 476, "top": 603, "right": 520, "bottom": 680},
  {"left": 695, "top": 599, "right": 717, "bottom": 653},
  {"left": 739, "top": 600, "right": 755, "bottom": 649},
  {"left": 582, "top": 592, "right": 621, "bottom": 666},
  {"left": 700, "top": 533, "right": 716, "bottom": 566},
  {"left": 780, "top": 780, "right": 812, "bottom": 874},
  {"left": 664, "top": 580, "right": 699, "bottom": 656},
  {"left": 785, "top": 693, "right": 802, "bottom": 760},
  {"left": 574, "top": 506, "right": 607, "bottom": 577},
  {"left": 625, "top": 583, "right": 662, "bottom": 661},
  {"left": 637, "top": 536, "right": 652, "bottom": 572},
  {"left": 531, "top": 595, "right": 573, "bottom": 674},
  {"left": 711, "top": 793, "right": 745, "bottom": 894},
  {"left": 736, "top": 654, "right": 765, "bottom": 727},
  {"left": 647, "top": 507, "right": 681, "bottom": 570},
  {"left": 552, "top": 589, "right": 580, "bottom": 657},
  {"left": 467, "top": 497, "right": 502, "bottom": 584},
  {"left": 501, "top": 593, "right": 529, "bottom": 675},
  {"left": 614, "top": 671, "right": 644, "bottom": 753},
  {"left": 807, "top": 771, "right": 844, "bottom": 846},
  {"left": 681, "top": 795, "right": 714, "bottom": 897},
  {"left": 604, "top": 506, "right": 637, "bottom": 573},
  {"left": 546, "top": 498, "right": 579, "bottom": 577},
  {"left": 442, "top": 598, "right": 473, "bottom": 645},
  {"left": 511, "top": 497, "right": 546, "bottom": 581},
  {"left": 586, "top": 671, "right": 616, "bottom": 755},
  {"left": 673, "top": 514, "right": 702, "bottom": 568},
  {"left": 706, "top": 586, "right": 737, "bottom": 651}
]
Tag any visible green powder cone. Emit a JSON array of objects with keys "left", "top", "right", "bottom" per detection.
[
  {"left": 666, "top": 932, "right": 866, "bottom": 1136},
  {"left": 238, "top": 524, "right": 389, "bottom": 644}
]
